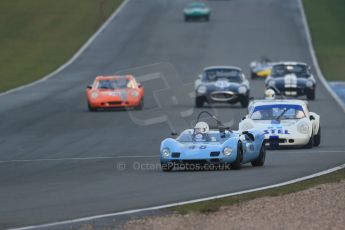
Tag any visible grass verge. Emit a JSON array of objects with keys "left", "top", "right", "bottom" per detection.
[
  {"left": 0, "top": 0, "right": 123, "bottom": 92},
  {"left": 171, "top": 168, "right": 345, "bottom": 214},
  {"left": 303, "top": 0, "right": 345, "bottom": 81}
]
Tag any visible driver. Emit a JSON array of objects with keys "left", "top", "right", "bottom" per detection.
[
  {"left": 265, "top": 89, "right": 275, "bottom": 100},
  {"left": 193, "top": 122, "right": 211, "bottom": 141}
]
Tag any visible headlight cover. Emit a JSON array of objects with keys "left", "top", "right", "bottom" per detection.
[
  {"left": 306, "top": 81, "right": 313, "bottom": 88},
  {"left": 162, "top": 148, "right": 171, "bottom": 158},
  {"left": 223, "top": 147, "right": 232, "bottom": 156},
  {"left": 197, "top": 86, "right": 207, "bottom": 94},
  {"left": 91, "top": 92, "right": 98, "bottom": 99},
  {"left": 297, "top": 122, "right": 309, "bottom": 134},
  {"left": 238, "top": 86, "right": 247, "bottom": 94},
  {"left": 131, "top": 91, "right": 139, "bottom": 97}
]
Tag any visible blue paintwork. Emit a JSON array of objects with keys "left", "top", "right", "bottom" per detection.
[{"left": 160, "top": 129, "right": 265, "bottom": 165}]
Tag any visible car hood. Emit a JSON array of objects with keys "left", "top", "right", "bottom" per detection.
[{"left": 273, "top": 74, "right": 309, "bottom": 85}]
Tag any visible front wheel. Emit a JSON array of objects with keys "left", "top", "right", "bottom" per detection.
[
  {"left": 231, "top": 142, "right": 243, "bottom": 170},
  {"left": 305, "top": 135, "right": 313, "bottom": 149},
  {"left": 240, "top": 96, "right": 249, "bottom": 108},
  {"left": 251, "top": 143, "right": 266, "bottom": 167},
  {"left": 307, "top": 90, "right": 315, "bottom": 100},
  {"left": 88, "top": 102, "right": 97, "bottom": 112},
  {"left": 313, "top": 126, "right": 321, "bottom": 146},
  {"left": 195, "top": 96, "right": 205, "bottom": 108},
  {"left": 134, "top": 98, "right": 144, "bottom": 110},
  {"left": 161, "top": 163, "right": 173, "bottom": 172}
]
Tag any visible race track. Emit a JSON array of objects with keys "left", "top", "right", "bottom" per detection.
[{"left": 1, "top": 0, "right": 345, "bottom": 228}]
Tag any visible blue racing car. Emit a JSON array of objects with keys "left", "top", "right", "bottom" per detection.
[{"left": 160, "top": 111, "right": 266, "bottom": 171}]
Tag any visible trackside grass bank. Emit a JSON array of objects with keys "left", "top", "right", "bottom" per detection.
[
  {"left": 171, "top": 168, "right": 345, "bottom": 214},
  {"left": 0, "top": 0, "right": 122, "bottom": 92},
  {"left": 303, "top": 0, "right": 345, "bottom": 81}
]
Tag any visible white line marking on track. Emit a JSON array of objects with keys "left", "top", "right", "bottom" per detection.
[
  {"left": 10, "top": 163, "right": 345, "bottom": 230},
  {"left": 0, "top": 155, "right": 157, "bottom": 164}
]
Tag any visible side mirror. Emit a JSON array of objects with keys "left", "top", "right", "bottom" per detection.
[
  {"left": 137, "top": 82, "right": 143, "bottom": 88},
  {"left": 242, "top": 131, "right": 255, "bottom": 141},
  {"left": 171, "top": 132, "right": 178, "bottom": 136},
  {"left": 249, "top": 97, "right": 254, "bottom": 100},
  {"left": 86, "top": 85, "right": 92, "bottom": 90},
  {"left": 310, "top": 115, "right": 315, "bottom": 120},
  {"left": 242, "top": 116, "right": 246, "bottom": 120}
]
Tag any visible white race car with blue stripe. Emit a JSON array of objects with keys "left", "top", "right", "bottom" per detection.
[{"left": 239, "top": 99, "right": 320, "bottom": 148}]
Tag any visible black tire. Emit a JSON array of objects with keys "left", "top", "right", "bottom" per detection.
[
  {"left": 184, "top": 16, "right": 189, "bottom": 22},
  {"left": 231, "top": 142, "right": 243, "bottom": 170},
  {"left": 205, "top": 15, "right": 209, "bottom": 21},
  {"left": 251, "top": 143, "right": 266, "bottom": 167},
  {"left": 161, "top": 163, "right": 173, "bottom": 172},
  {"left": 251, "top": 72, "right": 257, "bottom": 79},
  {"left": 134, "top": 98, "right": 144, "bottom": 110},
  {"left": 313, "top": 126, "right": 321, "bottom": 147},
  {"left": 88, "top": 102, "right": 97, "bottom": 112},
  {"left": 195, "top": 96, "right": 205, "bottom": 108},
  {"left": 307, "top": 90, "right": 315, "bottom": 100},
  {"left": 240, "top": 96, "right": 249, "bottom": 108},
  {"left": 305, "top": 135, "right": 313, "bottom": 149}
]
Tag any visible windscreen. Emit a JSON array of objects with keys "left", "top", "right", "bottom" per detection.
[
  {"left": 204, "top": 69, "right": 242, "bottom": 82},
  {"left": 272, "top": 64, "right": 310, "bottom": 78},
  {"left": 97, "top": 78, "right": 135, "bottom": 89},
  {"left": 250, "top": 104, "right": 305, "bottom": 120},
  {"left": 177, "top": 130, "right": 230, "bottom": 142}
]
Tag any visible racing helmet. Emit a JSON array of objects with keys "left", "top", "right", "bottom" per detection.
[
  {"left": 194, "top": 121, "right": 209, "bottom": 134},
  {"left": 265, "top": 89, "right": 275, "bottom": 100}
]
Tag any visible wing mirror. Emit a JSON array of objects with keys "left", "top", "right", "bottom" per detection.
[
  {"left": 86, "top": 84, "right": 92, "bottom": 90},
  {"left": 171, "top": 132, "right": 178, "bottom": 136},
  {"left": 310, "top": 115, "right": 315, "bottom": 120},
  {"left": 137, "top": 82, "right": 143, "bottom": 88},
  {"left": 242, "top": 131, "right": 255, "bottom": 141},
  {"left": 242, "top": 116, "right": 246, "bottom": 120}
]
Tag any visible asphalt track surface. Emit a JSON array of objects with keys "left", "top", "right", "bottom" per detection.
[{"left": 1, "top": 0, "right": 345, "bottom": 229}]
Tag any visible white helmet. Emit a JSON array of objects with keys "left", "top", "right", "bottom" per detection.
[
  {"left": 265, "top": 89, "right": 275, "bottom": 100},
  {"left": 194, "top": 121, "right": 209, "bottom": 134}
]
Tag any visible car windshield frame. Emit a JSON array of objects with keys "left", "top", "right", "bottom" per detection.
[
  {"left": 272, "top": 64, "right": 310, "bottom": 78},
  {"left": 203, "top": 68, "right": 242, "bottom": 83},
  {"left": 96, "top": 78, "right": 136, "bottom": 90},
  {"left": 250, "top": 104, "right": 306, "bottom": 120}
]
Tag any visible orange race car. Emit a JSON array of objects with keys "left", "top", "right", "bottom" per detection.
[{"left": 86, "top": 75, "right": 144, "bottom": 111}]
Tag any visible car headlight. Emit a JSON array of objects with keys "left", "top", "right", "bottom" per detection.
[
  {"left": 238, "top": 86, "right": 247, "bottom": 94},
  {"left": 91, "top": 92, "right": 98, "bottom": 99},
  {"left": 197, "top": 86, "right": 207, "bottom": 94},
  {"left": 268, "top": 80, "right": 275, "bottom": 87},
  {"left": 306, "top": 81, "right": 313, "bottom": 88},
  {"left": 223, "top": 147, "right": 232, "bottom": 156},
  {"left": 297, "top": 122, "right": 309, "bottom": 134},
  {"left": 161, "top": 148, "right": 171, "bottom": 158},
  {"left": 131, "top": 91, "right": 139, "bottom": 97}
]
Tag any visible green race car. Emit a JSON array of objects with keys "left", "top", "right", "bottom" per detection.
[{"left": 184, "top": 2, "right": 210, "bottom": 22}]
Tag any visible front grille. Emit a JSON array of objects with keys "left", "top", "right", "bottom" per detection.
[
  {"left": 210, "top": 91, "right": 235, "bottom": 101},
  {"left": 210, "top": 151, "right": 220, "bottom": 157},
  {"left": 108, "top": 101, "right": 122, "bottom": 105},
  {"left": 171, "top": 152, "right": 180, "bottom": 158}
]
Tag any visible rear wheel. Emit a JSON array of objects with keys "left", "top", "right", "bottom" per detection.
[
  {"left": 195, "top": 96, "right": 205, "bottom": 108},
  {"left": 307, "top": 90, "right": 315, "bottom": 100},
  {"left": 231, "top": 142, "right": 243, "bottom": 170},
  {"left": 313, "top": 126, "right": 321, "bottom": 146},
  {"left": 251, "top": 143, "right": 266, "bottom": 167}
]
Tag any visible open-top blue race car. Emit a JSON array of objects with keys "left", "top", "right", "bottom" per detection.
[{"left": 160, "top": 111, "right": 266, "bottom": 171}]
